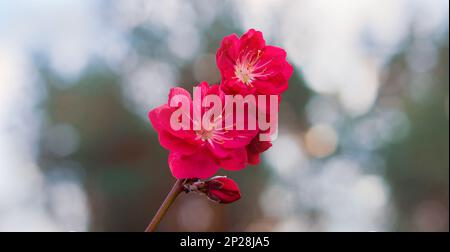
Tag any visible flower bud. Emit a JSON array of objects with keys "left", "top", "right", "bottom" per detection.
[{"left": 204, "top": 176, "right": 241, "bottom": 204}]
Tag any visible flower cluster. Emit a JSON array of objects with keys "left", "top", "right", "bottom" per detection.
[{"left": 149, "top": 29, "right": 293, "bottom": 203}]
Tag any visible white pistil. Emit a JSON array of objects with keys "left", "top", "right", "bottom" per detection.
[{"left": 234, "top": 49, "right": 272, "bottom": 86}]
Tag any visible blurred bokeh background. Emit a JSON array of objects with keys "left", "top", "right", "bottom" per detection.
[{"left": 0, "top": 0, "right": 448, "bottom": 232}]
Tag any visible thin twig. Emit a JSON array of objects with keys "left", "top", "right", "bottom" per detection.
[{"left": 145, "top": 179, "right": 184, "bottom": 232}]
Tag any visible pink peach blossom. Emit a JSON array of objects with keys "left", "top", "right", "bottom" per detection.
[
  {"left": 216, "top": 29, "right": 293, "bottom": 96},
  {"left": 149, "top": 82, "right": 257, "bottom": 179}
]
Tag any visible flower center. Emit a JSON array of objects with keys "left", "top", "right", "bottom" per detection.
[
  {"left": 196, "top": 128, "right": 214, "bottom": 141},
  {"left": 234, "top": 50, "right": 272, "bottom": 86},
  {"left": 194, "top": 115, "right": 232, "bottom": 145},
  {"left": 234, "top": 64, "right": 254, "bottom": 86}
]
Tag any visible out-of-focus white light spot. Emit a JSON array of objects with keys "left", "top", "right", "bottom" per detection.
[
  {"left": 168, "top": 25, "right": 201, "bottom": 61},
  {"left": 0, "top": 209, "right": 61, "bottom": 232},
  {"left": 0, "top": 159, "right": 44, "bottom": 208},
  {"left": 353, "top": 175, "right": 388, "bottom": 209},
  {"left": 192, "top": 0, "right": 220, "bottom": 29},
  {"left": 234, "top": 0, "right": 284, "bottom": 39},
  {"left": 264, "top": 133, "right": 308, "bottom": 177},
  {"left": 0, "top": 45, "right": 31, "bottom": 112},
  {"left": 338, "top": 60, "right": 379, "bottom": 116},
  {"left": 272, "top": 216, "right": 306, "bottom": 232},
  {"left": 259, "top": 185, "right": 296, "bottom": 219},
  {"left": 122, "top": 61, "right": 177, "bottom": 119},
  {"left": 178, "top": 197, "right": 213, "bottom": 231},
  {"left": 304, "top": 124, "right": 338, "bottom": 158},
  {"left": 411, "top": 0, "right": 449, "bottom": 37},
  {"left": 43, "top": 124, "right": 80, "bottom": 157},
  {"left": 48, "top": 178, "right": 90, "bottom": 231}
]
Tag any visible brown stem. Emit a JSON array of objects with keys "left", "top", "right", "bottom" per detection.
[{"left": 145, "top": 179, "right": 185, "bottom": 232}]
